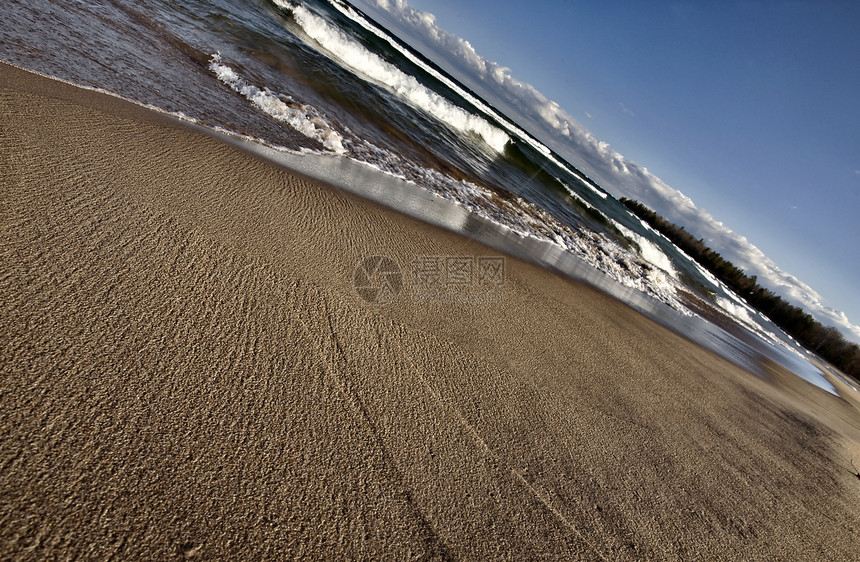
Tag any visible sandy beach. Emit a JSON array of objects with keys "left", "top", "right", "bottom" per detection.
[{"left": 2, "top": 61, "right": 860, "bottom": 559}]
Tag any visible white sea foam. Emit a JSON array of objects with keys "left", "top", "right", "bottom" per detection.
[
  {"left": 319, "top": 0, "right": 534, "bottom": 146},
  {"left": 714, "top": 295, "right": 786, "bottom": 349},
  {"left": 209, "top": 53, "right": 346, "bottom": 153},
  {"left": 272, "top": 0, "right": 509, "bottom": 153},
  {"left": 716, "top": 296, "right": 758, "bottom": 327},
  {"left": 610, "top": 220, "right": 678, "bottom": 280}
]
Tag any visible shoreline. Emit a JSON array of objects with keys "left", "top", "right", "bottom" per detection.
[
  {"left": 3, "top": 60, "right": 860, "bottom": 559},
  {"left": 0, "top": 59, "right": 836, "bottom": 394}
]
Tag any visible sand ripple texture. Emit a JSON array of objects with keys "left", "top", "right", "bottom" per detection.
[{"left": 3, "top": 63, "right": 860, "bottom": 560}]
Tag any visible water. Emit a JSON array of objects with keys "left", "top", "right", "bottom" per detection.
[{"left": 0, "top": 0, "right": 837, "bottom": 394}]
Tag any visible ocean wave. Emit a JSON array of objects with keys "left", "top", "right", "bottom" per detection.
[
  {"left": 271, "top": 0, "right": 510, "bottom": 153},
  {"left": 610, "top": 219, "right": 678, "bottom": 280},
  {"left": 209, "top": 53, "right": 346, "bottom": 153},
  {"left": 320, "top": 0, "right": 533, "bottom": 143},
  {"left": 319, "top": 0, "right": 607, "bottom": 194}
]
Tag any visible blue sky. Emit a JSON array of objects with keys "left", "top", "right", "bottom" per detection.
[{"left": 356, "top": 0, "right": 860, "bottom": 341}]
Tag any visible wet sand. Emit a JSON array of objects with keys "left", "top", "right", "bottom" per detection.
[{"left": 2, "top": 61, "right": 860, "bottom": 560}]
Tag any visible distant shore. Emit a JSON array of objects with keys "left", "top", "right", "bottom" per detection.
[{"left": 2, "top": 61, "right": 859, "bottom": 560}]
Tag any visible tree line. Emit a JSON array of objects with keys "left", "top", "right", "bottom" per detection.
[{"left": 620, "top": 198, "right": 860, "bottom": 381}]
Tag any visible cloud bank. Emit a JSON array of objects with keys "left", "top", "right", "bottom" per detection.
[{"left": 360, "top": 0, "right": 860, "bottom": 343}]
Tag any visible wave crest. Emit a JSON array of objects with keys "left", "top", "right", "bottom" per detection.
[
  {"left": 209, "top": 53, "right": 346, "bottom": 153},
  {"left": 272, "top": 0, "right": 509, "bottom": 153}
]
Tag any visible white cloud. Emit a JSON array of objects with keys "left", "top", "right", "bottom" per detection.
[{"left": 362, "top": 0, "right": 860, "bottom": 343}]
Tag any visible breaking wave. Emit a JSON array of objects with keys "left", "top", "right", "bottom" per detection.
[
  {"left": 209, "top": 53, "right": 346, "bottom": 153},
  {"left": 271, "top": 0, "right": 510, "bottom": 153}
]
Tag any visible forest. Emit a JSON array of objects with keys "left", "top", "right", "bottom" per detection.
[{"left": 620, "top": 198, "right": 860, "bottom": 382}]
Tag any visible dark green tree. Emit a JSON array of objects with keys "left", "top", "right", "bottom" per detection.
[{"left": 620, "top": 198, "right": 859, "bottom": 382}]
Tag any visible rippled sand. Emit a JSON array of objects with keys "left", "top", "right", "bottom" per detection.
[{"left": 2, "top": 62, "right": 859, "bottom": 560}]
